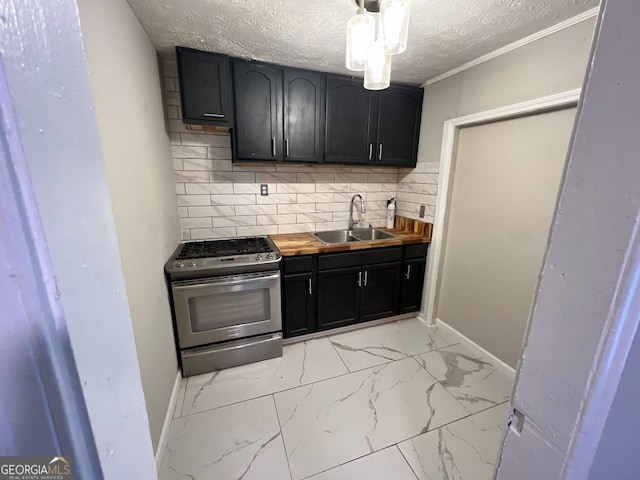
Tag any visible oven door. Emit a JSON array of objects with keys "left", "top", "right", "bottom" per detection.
[{"left": 172, "top": 271, "right": 282, "bottom": 348}]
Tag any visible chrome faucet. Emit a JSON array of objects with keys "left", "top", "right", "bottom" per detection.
[{"left": 348, "top": 194, "right": 366, "bottom": 230}]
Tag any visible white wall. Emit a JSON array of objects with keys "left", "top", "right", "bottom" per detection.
[
  {"left": 1, "top": 0, "right": 157, "bottom": 476},
  {"left": 396, "top": 15, "right": 596, "bottom": 221},
  {"left": 78, "top": 0, "right": 181, "bottom": 451},
  {"left": 163, "top": 60, "right": 401, "bottom": 239},
  {"left": 496, "top": 0, "right": 640, "bottom": 477},
  {"left": 438, "top": 109, "right": 576, "bottom": 367}
]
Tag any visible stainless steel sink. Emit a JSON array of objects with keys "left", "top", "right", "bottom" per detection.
[
  {"left": 311, "top": 230, "right": 359, "bottom": 244},
  {"left": 311, "top": 228, "right": 396, "bottom": 244},
  {"left": 351, "top": 228, "right": 395, "bottom": 241}
]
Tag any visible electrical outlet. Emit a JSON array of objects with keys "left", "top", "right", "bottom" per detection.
[
  {"left": 419, "top": 205, "right": 425, "bottom": 218},
  {"left": 260, "top": 184, "right": 269, "bottom": 196}
]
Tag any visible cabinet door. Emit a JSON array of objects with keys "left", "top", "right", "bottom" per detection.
[
  {"left": 360, "top": 262, "right": 402, "bottom": 322},
  {"left": 283, "top": 69, "right": 325, "bottom": 163},
  {"left": 375, "top": 85, "right": 423, "bottom": 167},
  {"left": 232, "top": 60, "right": 283, "bottom": 161},
  {"left": 325, "top": 76, "right": 376, "bottom": 165},
  {"left": 282, "top": 273, "right": 316, "bottom": 338},
  {"left": 176, "top": 48, "right": 233, "bottom": 126},
  {"left": 400, "top": 259, "right": 426, "bottom": 313},
  {"left": 317, "top": 267, "right": 361, "bottom": 330}
]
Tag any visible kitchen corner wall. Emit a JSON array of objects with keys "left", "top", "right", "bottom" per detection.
[{"left": 163, "top": 59, "right": 408, "bottom": 240}]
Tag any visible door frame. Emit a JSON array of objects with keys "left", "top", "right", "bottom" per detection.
[{"left": 422, "top": 88, "right": 582, "bottom": 326}]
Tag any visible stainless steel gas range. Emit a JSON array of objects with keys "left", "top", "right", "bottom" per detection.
[{"left": 165, "top": 237, "right": 283, "bottom": 376}]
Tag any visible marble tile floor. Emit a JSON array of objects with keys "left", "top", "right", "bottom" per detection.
[{"left": 159, "top": 318, "right": 513, "bottom": 480}]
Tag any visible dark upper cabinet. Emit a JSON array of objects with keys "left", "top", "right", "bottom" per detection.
[
  {"left": 283, "top": 69, "right": 325, "bottom": 163},
  {"left": 325, "top": 76, "right": 376, "bottom": 165},
  {"left": 375, "top": 86, "right": 423, "bottom": 167},
  {"left": 232, "top": 60, "right": 283, "bottom": 161},
  {"left": 360, "top": 262, "right": 402, "bottom": 322},
  {"left": 325, "top": 76, "right": 422, "bottom": 166},
  {"left": 317, "top": 266, "right": 362, "bottom": 330},
  {"left": 282, "top": 272, "right": 316, "bottom": 338},
  {"left": 176, "top": 47, "right": 234, "bottom": 127}
]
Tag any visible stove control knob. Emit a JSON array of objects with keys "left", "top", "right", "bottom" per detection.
[
  {"left": 174, "top": 261, "right": 185, "bottom": 269},
  {"left": 188, "top": 261, "right": 197, "bottom": 268},
  {"left": 256, "top": 254, "right": 263, "bottom": 261},
  {"left": 266, "top": 253, "right": 273, "bottom": 260}
]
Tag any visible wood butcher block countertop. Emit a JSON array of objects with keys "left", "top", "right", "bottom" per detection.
[{"left": 270, "top": 218, "right": 432, "bottom": 257}]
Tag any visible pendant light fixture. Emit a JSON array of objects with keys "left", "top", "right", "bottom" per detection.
[
  {"left": 345, "top": 0, "right": 411, "bottom": 90},
  {"left": 345, "top": 1, "right": 375, "bottom": 71}
]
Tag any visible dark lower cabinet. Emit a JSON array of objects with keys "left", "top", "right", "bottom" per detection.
[
  {"left": 282, "top": 273, "right": 316, "bottom": 337},
  {"left": 317, "top": 266, "right": 361, "bottom": 330},
  {"left": 360, "top": 262, "right": 402, "bottom": 322},
  {"left": 282, "top": 245, "right": 427, "bottom": 338},
  {"left": 400, "top": 258, "right": 426, "bottom": 313}
]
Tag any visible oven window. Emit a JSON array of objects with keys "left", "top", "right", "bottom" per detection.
[{"left": 188, "top": 288, "right": 271, "bottom": 332}]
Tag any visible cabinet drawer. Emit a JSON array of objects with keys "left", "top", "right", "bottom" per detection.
[
  {"left": 283, "top": 255, "right": 314, "bottom": 274},
  {"left": 318, "top": 247, "right": 402, "bottom": 270},
  {"left": 404, "top": 243, "right": 428, "bottom": 260}
]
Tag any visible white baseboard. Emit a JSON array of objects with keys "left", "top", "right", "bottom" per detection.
[
  {"left": 155, "top": 370, "right": 182, "bottom": 470},
  {"left": 435, "top": 318, "right": 516, "bottom": 380}
]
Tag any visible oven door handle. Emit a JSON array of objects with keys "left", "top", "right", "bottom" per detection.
[{"left": 173, "top": 272, "right": 280, "bottom": 292}]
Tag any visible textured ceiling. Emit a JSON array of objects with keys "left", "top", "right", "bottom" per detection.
[{"left": 127, "top": 0, "right": 599, "bottom": 85}]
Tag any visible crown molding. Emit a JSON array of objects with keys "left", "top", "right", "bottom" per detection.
[{"left": 422, "top": 6, "right": 600, "bottom": 87}]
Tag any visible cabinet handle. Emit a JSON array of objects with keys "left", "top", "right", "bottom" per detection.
[
  {"left": 271, "top": 138, "right": 276, "bottom": 157},
  {"left": 308, "top": 278, "right": 312, "bottom": 295},
  {"left": 406, "top": 265, "right": 411, "bottom": 280},
  {"left": 364, "top": 270, "right": 368, "bottom": 287},
  {"left": 285, "top": 138, "right": 290, "bottom": 157},
  {"left": 202, "top": 113, "right": 225, "bottom": 118},
  {"left": 369, "top": 143, "right": 373, "bottom": 160},
  {"left": 358, "top": 271, "right": 362, "bottom": 287},
  {"left": 378, "top": 143, "right": 383, "bottom": 161}
]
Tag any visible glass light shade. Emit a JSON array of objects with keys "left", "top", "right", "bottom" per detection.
[
  {"left": 381, "top": 0, "right": 411, "bottom": 54},
  {"left": 364, "top": 40, "right": 391, "bottom": 90},
  {"left": 345, "top": 12, "right": 375, "bottom": 71}
]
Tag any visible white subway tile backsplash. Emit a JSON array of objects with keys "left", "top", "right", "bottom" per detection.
[
  {"left": 181, "top": 133, "right": 231, "bottom": 148},
  {"left": 190, "top": 227, "right": 238, "bottom": 240},
  {"left": 165, "top": 91, "right": 181, "bottom": 106},
  {"left": 183, "top": 159, "right": 218, "bottom": 170},
  {"left": 335, "top": 173, "right": 369, "bottom": 183},
  {"left": 316, "top": 202, "right": 349, "bottom": 212},
  {"left": 276, "top": 183, "right": 316, "bottom": 194},
  {"left": 173, "top": 159, "right": 183, "bottom": 171},
  {"left": 278, "top": 223, "right": 315, "bottom": 234},
  {"left": 175, "top": 171, "right": 210, "bottom": 183},
  {"left": 172, "top": 146, "right": 207, "bottom": 158},
  {"left": 175, "top": 183, "right": 185, "bottom": 195},
  {"left": 186, "top": 183, "right": 233, "bottom": 195},
  {"left": 237, "top": 225, "right": 279, "bottom": 237},
  {"left": 177, "top": 207, "right": 189, "bottom": 218},
  {"left": 256, "top": 193, "right": 297, "bottom": 204},
  {"left": 277, "top": 203, "right": 316, "bottom": 214},
  {"left": 188, "top": 205, "right": 236, "bottom": 218},
  {"left": 235, "top": 204, "right": 278, "bottom": 215},
  {"left": 180, "top": 217, "right": 213, "bottom": 229},
  {"left": 297, "top": 172, "right": 335, "bottom": 182},
  {"left": 257, "top": 214, "right": 297, "bottom": 225},
  {"left": 177, "top": 194, "right": 211, "bottom": 206},
  {"left": 256, "top": 172, "right": 297, "bottom": 183},
  {"left": 210, "top": 194, "right": 256, "bottom": 205},
  {"left": 208, "top": 147, "right": 233, "bottom": 160},
  {"left": 297, "top": 212, "right": 332, "bottom": 223},
  {"left": 214, "top": 216, "right": 257, "bottom": 227},
  {"left": 315, "top": 183, "right": 350, "bottom": 193},
  {"left": 211, "top": 171, "right": 256, "bottom": 183},
  {"left": 297, "top": 193, "right": 333, "bottom": 203}
]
